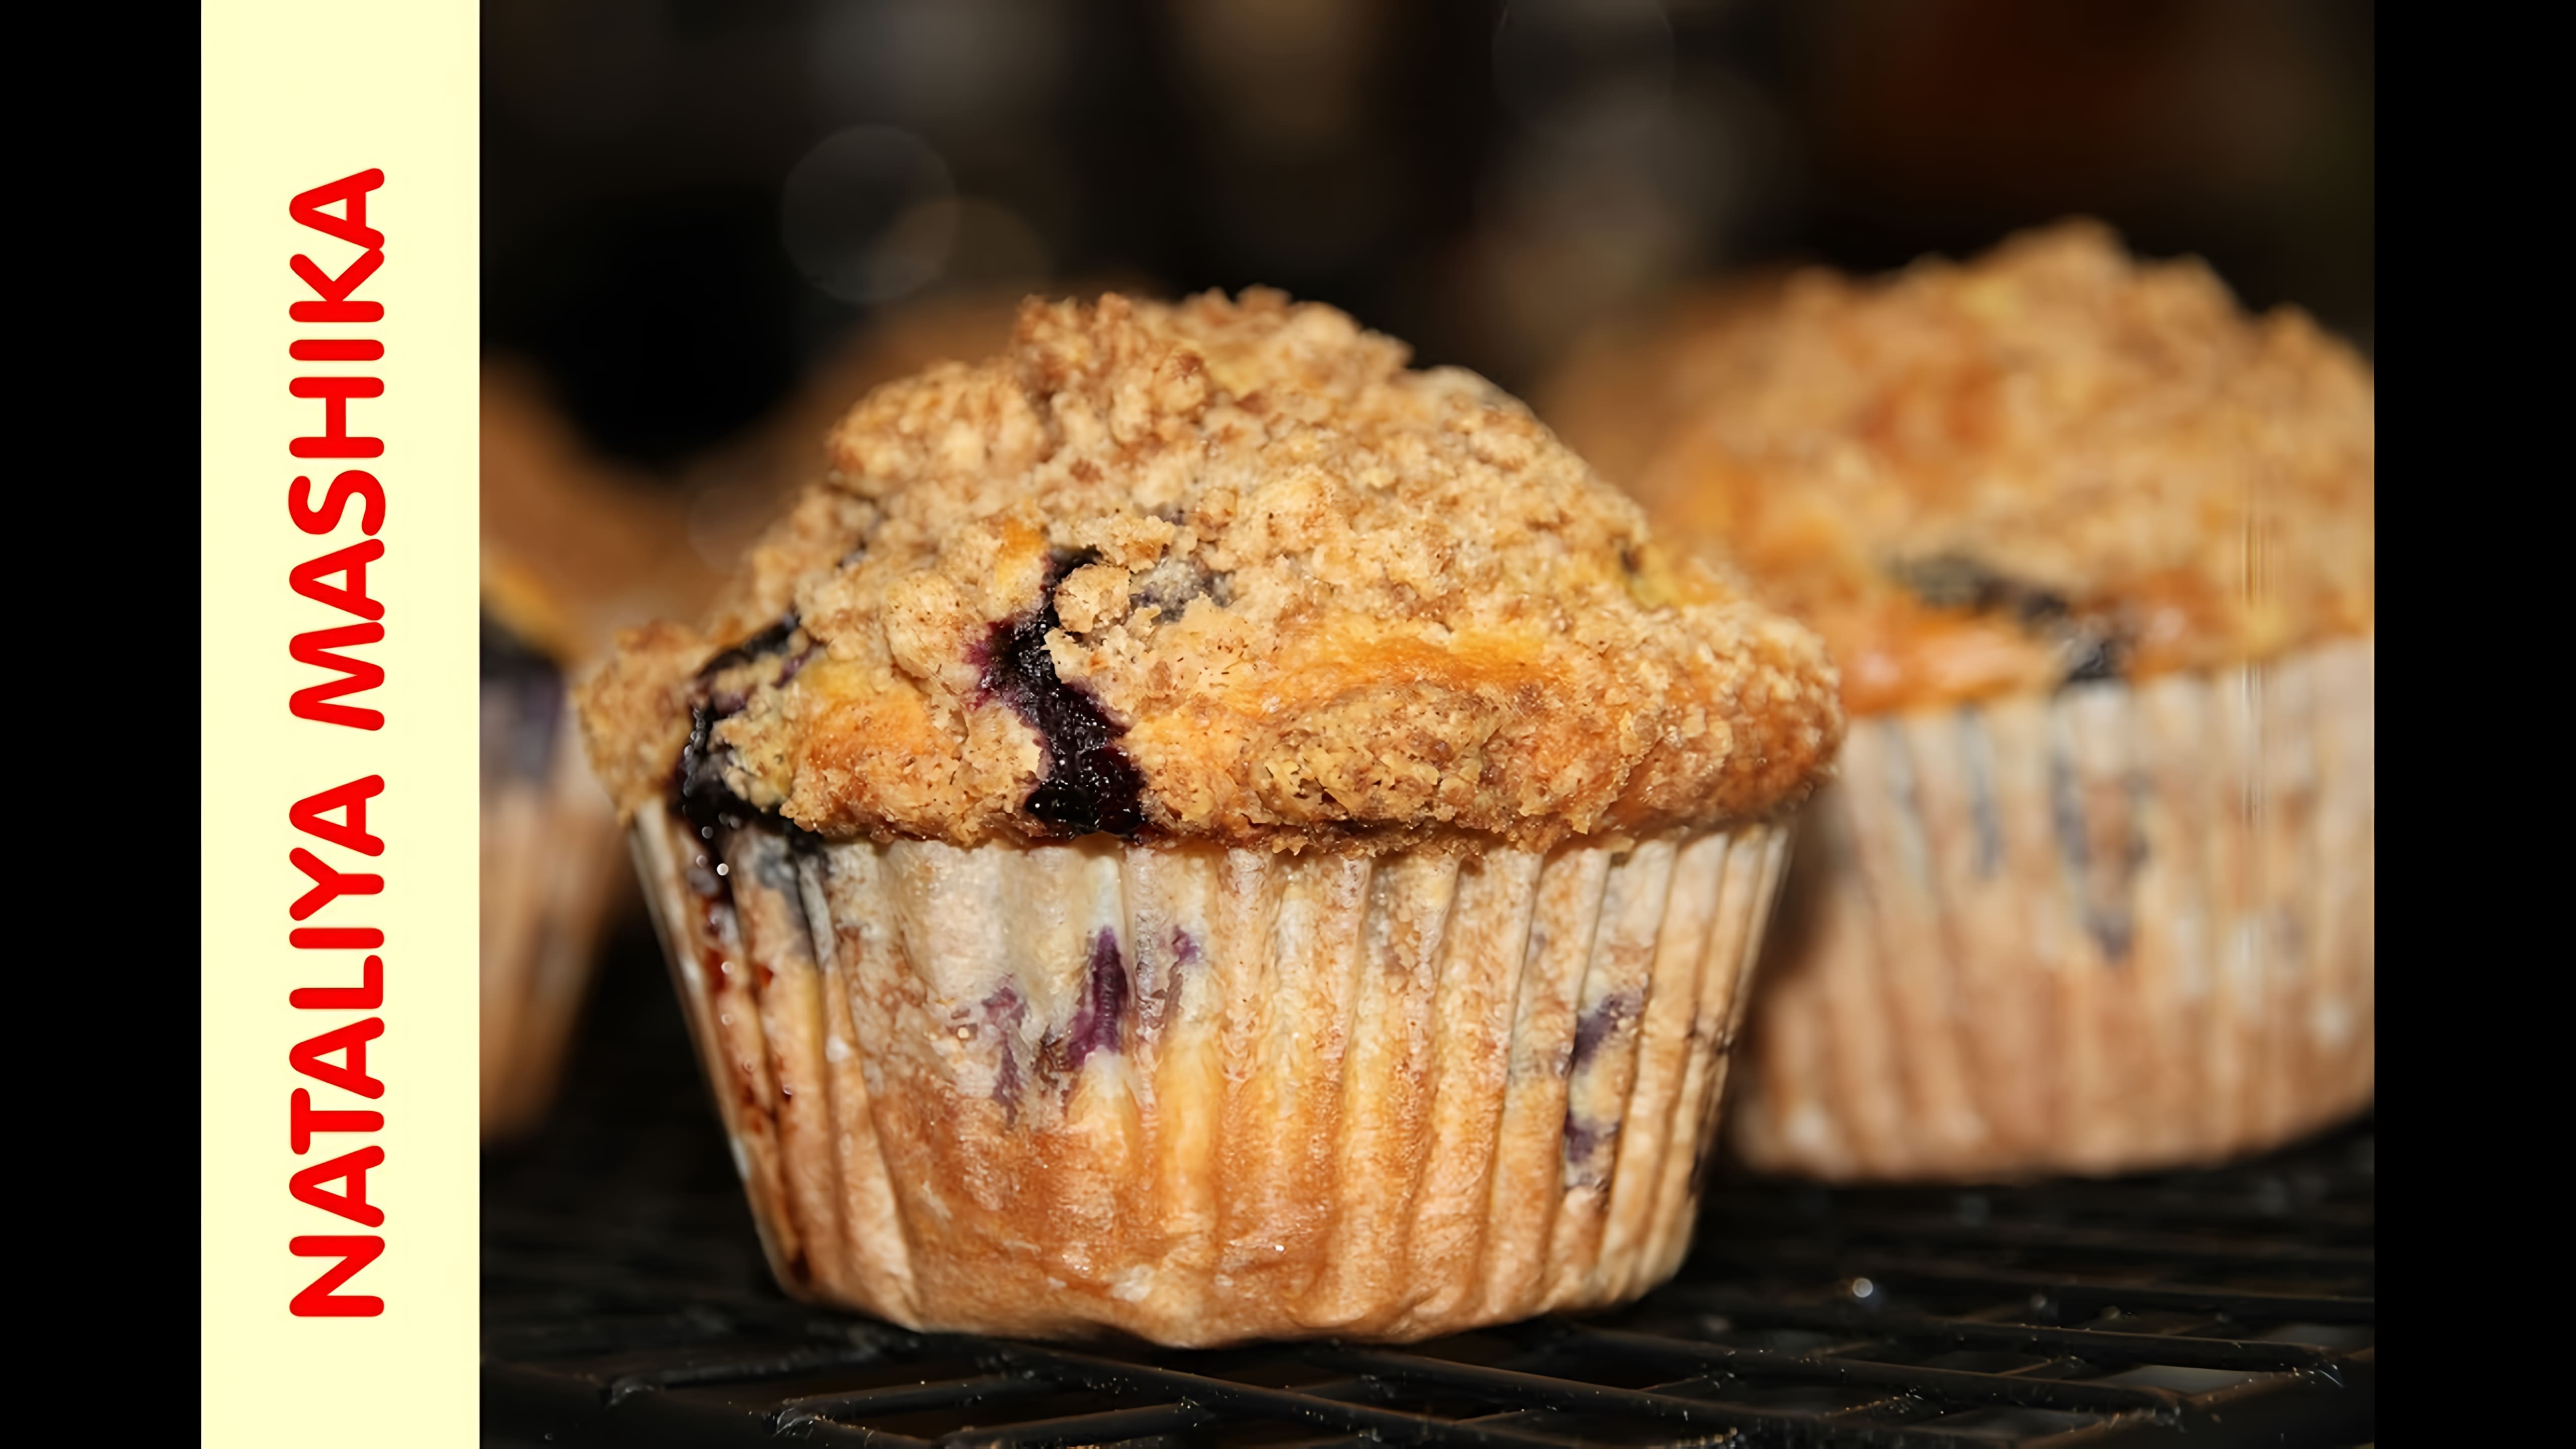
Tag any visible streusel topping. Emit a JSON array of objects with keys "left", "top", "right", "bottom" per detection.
[
  {"left": 1543, "top": 221, "right": 2375, "bottom": 715},
  {"left": 580, "top": 288, "right": 1841, "bottom": 850}
]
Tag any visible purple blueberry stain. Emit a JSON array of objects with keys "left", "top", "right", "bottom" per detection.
[
  {"left": 1960, "top": 714, "right": 2004, "bottom": 880},
  {"left": 1064, "top": 928, "right": 1131, "bottom": 1074},
  {"left": 1889, "top": 553, "right": 2131, "bottom": 689},
  {"left": 675, "top": 699, "right": 755, "bottom": 836},
  {"left": 775, "top": 640, "right": 822, "bottom": 688},
  {"left": 983, "top": 983, "right": 1029, "bottom": 1121},
  {"left": 674, "top": 610, "right": 804, "bottom": 838},
  {"left": 982, "top": 981, "right": 1027, "bottom": 1033},
  {"left": 979, "top": 554, "right": 1146, "bottom": 839},
  {"left": 1569, "top": 989, "right": 1641, "bottom": 1074},
  {"left": 992, "top": 1050, "right": 1024, "bottom": 1122},
  {"left": 1562, "top": 1111, "right": 1620, "bottom": 1187},
  {"left": 1140, "top": 927, "right": 1200, "bottom": 1036},
  {"left": 705, "top": 610, "right": 803, "bottom": 673},
  {"left": 2048, "top": 743, "right": 2139, "bottom": 964}
]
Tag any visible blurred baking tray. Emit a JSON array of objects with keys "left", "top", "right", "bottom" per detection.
[{"left": 484, "top": 928, "right": 2373, "bottom": 1448}]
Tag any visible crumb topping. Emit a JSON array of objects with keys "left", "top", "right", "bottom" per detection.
[
  {"left": 1543, "top": 221, "right": 2375, "bottom": 715},
  {"left": 579, "top": 289, "right": 1842, "bottom": 850}
]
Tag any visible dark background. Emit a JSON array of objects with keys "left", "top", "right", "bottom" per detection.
[{"left": 484, "top": 0, "right": 2373, "bottom": 472}]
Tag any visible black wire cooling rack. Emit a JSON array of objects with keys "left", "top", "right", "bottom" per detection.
[{"left": 484, "top": 925, "right": 2373, "bottom": 1448}]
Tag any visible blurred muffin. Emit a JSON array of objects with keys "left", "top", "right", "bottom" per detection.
[
  {"left": 1544, "top": 221, "right": 2374, "bottom": 1181},
  {"left": 480, "top": 364, "right": 719, "bottom": 1141},
  {"left": 578, "top": 289, "right": 1842, "bottom": 1344},
  {"left": 1526, "top": 270, "right": 1795, "bottom": 500}
]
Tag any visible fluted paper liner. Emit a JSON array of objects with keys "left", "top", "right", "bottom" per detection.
[
  {"left": 629, "top": 811, "right": 1790, "bottom": 1345},
  {"left": 1730, "top": 636, "right": 2374, "bottom": 1181},
  {"left": 480, "top": 692, "right": 625, "bottom": 1141}
]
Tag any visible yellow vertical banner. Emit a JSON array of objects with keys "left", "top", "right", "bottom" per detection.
[{"left": 202, "top": 4, "right": 478, "bottom": 1443}]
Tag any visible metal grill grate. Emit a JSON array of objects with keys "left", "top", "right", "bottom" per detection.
[{"left": 485, "top": 932, "right": 2373, "bottom": 1448}]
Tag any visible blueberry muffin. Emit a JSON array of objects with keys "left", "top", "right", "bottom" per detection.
[
  {"left": 577, "top": 289, "right": 1843, "bottom": 1344},
  {"left": 1543, "top": 221, "right": 2375, "bottom": 1181}
]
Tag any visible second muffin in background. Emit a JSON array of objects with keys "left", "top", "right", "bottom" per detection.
[
  {"left": 1544, "top": 221, "right": 2375, "bottom": 1183},
  {"left": 479, "top": 364, "right": 723, "bottom": 1142},
  {"left": 579, "top": 288, "right": 1843, "bottom": 1344},
  {"left": 1546, "top": 220, "right": 2370, "bottom": 1181}
]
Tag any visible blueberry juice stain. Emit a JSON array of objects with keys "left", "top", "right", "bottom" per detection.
[
  {"left": 1889, "top": 553, "right": 2133, "bottom": 691},
  {"left": 980, "top": 561, "right": 1146, "bottom": 839},
  {"left": 670, "top": 612, "right": 815, "bottom": 1007},
  {"left": 1063, "top": 929, "right": 1131, "bottom": 1073},
  {"left": 674, "top": 610, "right": 812, "bottom": 838}
]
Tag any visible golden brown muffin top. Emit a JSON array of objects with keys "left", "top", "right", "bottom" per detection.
[
  {"left": 578, "top": 288, "right": 1841, "bottom": 852},
  {"left": 1543, "top": 221, "right": 2374, "bottom": 716}
]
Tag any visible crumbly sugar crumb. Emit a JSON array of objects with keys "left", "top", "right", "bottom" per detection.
[
  {"left": 580, "top": 289, "right": 1842, "bottom": 850},
  {"left": 1544, "top": 221, "right": 2374, "bottom": 715}
]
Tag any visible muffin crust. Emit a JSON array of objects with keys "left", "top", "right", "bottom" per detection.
[
  {"left": 580, "top": 289, "right": 1841, "bottom": 851},
  {"left": 1542, "top": 221, "right": 2374, "bottom": 716}
]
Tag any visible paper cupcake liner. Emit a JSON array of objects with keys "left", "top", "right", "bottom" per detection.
[
  {"left": 480, "top": 677, "right": 626, "bottom": 1141},
  {"left": 629, "top": 805, "right": 1791, "bottom": 1345},
  {"left": 1729, "top": 635, "right": 2374, "bottom": 1181}
]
